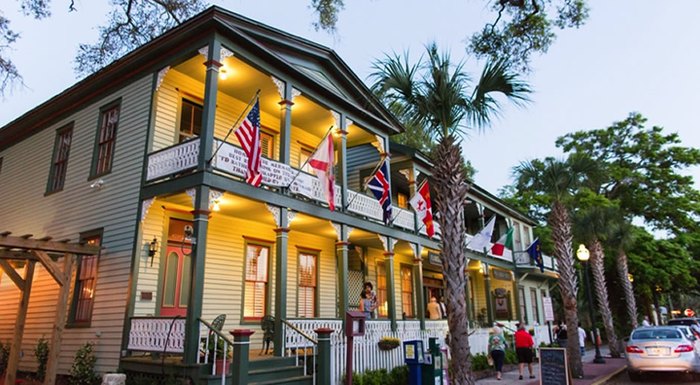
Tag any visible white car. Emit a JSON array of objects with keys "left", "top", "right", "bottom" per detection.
[{"left": 626, "top": 326, "right": 700, "bottom": 381}]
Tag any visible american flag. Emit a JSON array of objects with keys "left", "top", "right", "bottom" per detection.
[
  {"left": 235, "top": 99, "right": 262, "bottom": 187},
  {"left": 367, "top": 159, "right": 392, "bottom": 224}
]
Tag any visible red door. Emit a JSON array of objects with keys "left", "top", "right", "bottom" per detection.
[{"left": 161, "top": 244, "right": 191, "bottom": 316}]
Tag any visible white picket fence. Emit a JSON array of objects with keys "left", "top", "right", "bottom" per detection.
[{"left": 285, "top": 319, "right": 557, "bottom": 384}]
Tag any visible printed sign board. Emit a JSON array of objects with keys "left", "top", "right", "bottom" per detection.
[
  {"left": 539, "top": 348, "right": 571, "bottom": 385},
  {"left": 543, "top": 297, "right": 555, "bottom": 322}
]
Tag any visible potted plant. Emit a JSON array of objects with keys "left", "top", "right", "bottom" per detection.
[
  {"left": 204, "top": 337, "right": 232, "bottom": 375},
  {"left": 377, "top": 336, "right": 400, "bottom": 351}
]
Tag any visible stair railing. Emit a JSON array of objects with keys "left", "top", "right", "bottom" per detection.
[
  {"left": 198, "top": 318, "right": 235, "bottom": 385},
  {"left": 281, "top": 319, "right": 317, "bottom": 385}
]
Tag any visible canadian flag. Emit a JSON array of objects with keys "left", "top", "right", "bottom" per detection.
[
  {"left": 308, "top": 134, "right": 335, "bottom": 211},
  {"left": 409, "top": 180, "right": 434, "bottom": 237}
]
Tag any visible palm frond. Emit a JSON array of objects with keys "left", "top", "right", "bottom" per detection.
[{"left": 469, "top": 58, "right": 531, "bottom": 129}]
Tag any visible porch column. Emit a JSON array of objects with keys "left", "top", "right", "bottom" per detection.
[
  {"left": 315, "top": 328, "right": 334, "bottom": 385},
  {"left": 45, "top": 254, "right": 75, "bottom": 385},
  {"left": 337, "top": 114, "right": 348, "bottom": 211},
  {"left": 483, "top": 263, "right": 494, "bottom": 325},
  {"left": 231, "top": 330, "right": 254, "bottom": 385},
  {"left": 508, "top": 219, "right": 521, "bottom": 322},
  {"left": 335, "top": 224, "right": 350, "bottom": 325},
  {"left": 412, "top": 245, "right": 425, "bottom": 330},
  {"left": 384, "top": 237, "right": 398, "bottom": 331},
  {"left": 3, "top": 260, "right": 35, "bottom": 385},
  {"left": 273, "top": 207, "right": 290, "bottom": 356},
  {"left": 198, "top": 37, "right": 221, "bottom": 172},
  {"left": 183, "top": 185, "right": 211, "bottom": 364},
  {"left": 275, "top": 77, "right": 293, "bottom": 166}
]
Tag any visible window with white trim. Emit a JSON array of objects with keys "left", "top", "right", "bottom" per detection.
[
  {"left": 298, "top": 252, "right": 317, "bottom": 318},
  {"left": 243, "top": 243, "right": 269, "bottom": 320}
]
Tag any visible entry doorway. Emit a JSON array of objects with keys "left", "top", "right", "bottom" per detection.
[{"left": 160, "top": 218, "right": 193, "bottom": 317}]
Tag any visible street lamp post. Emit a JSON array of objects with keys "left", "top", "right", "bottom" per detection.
[{"left": 576, "top": 244, "right": 605, "bottom": 364}]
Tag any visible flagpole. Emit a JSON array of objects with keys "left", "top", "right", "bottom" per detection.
[
  {"left": 344, "top": 155, "right": 387, "bottom": 210},
  {"left": 208, "top": 89, "right": 261, "bottom": 164},
  {"left": 285, "top": 125, "right": 335, "bottom": 189}
]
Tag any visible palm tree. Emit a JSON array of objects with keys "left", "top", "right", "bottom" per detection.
[
  {"left": 572, "top": 197, "right": 621, "bottom": 358},
  {"left": 513, "top": 155, "right": 595, "bottom": 379},
  {"left": 610, "top": 222, "right": 639, "bottom": 329},
  {"left": 370, "top": 43, "right": 529, "bottom": 385}
]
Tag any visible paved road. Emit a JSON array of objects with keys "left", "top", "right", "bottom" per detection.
[{"left": 603, "top": 370, "right": 698, "bottom": 384}]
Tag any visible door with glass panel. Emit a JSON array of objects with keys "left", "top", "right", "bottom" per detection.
[{"left": 160, "top": 218, "right": 193, "bottom": 317}]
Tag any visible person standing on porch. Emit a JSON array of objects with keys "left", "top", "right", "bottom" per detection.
[
  {"left": 363, "top": 282, "right": 377, "bottom": 318},
  {"left": 359, "top": 291, "right": 375, "bottom": 319},
  {"left": 438, "top": 296, "right": 448, "bottom": 319},
  {"left": 427, "top": 296, "right": 441, "bottom": 320}
]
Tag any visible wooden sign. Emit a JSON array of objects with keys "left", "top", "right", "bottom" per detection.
[{"left": 539, "top": 348, "right": 571, "bottom": 385}]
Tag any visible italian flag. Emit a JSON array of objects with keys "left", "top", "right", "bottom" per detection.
[{"left": 491, "top": 227, "right": 513, "bottom": 256}]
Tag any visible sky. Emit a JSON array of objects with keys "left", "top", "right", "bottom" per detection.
[{"left": 2, "top": 0, "right": 699, "bottom": 194}]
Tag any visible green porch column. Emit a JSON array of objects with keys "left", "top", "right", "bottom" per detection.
[
  {"left": 412, "top": 246, "right": 426, "bottom": 330},
  {"left": 273, "top": 207, "right": 290, "bottom": 356},
  {"left": 337, "top": 113, "right": 348, "bottom": 211},
  {"left": 198, "top": 37, "right": 221, "bottom": 171},
  {"left": 384, "top": 237, "right": 397, "bottom": 331},
  {"left": 184, "top": 185, "right": 211, "bottom": 364},
  {"left": 509, "top": 219, "right": 521, "bottom": 322},
  {"left": 483, "top": 263, "right": 494, "bottom": 326},
  {"left": 275, "top": 77, "right": 292, "bottom": 166},
  {"left": 335, "top": 224, "right": 350, "bottom": 325},
  {"left": 315, "top": 328, "right": 334, "bottom": 385},
  {"left": 231, "top": 329, "right": 254, "bottom": 385}
]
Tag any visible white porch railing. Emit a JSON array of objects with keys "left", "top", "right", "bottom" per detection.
[
  {"left": 146, "top": 139, "right": 200, "bottom": 181},
  {"left": 127, "top": 316, "right": 186, "bottom": 353}
]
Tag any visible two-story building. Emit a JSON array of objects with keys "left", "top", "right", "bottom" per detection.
[{"left": 0, "top": 7, "right": 557, "bottom": 385}]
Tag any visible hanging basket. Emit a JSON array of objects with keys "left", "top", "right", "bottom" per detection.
[{"left": 378, "top": 337, "right": 400, "bottom": 351}]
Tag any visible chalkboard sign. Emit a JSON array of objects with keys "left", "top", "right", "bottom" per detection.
[{"left": 539, "top": 348, "right": 571, "bottom": 385}]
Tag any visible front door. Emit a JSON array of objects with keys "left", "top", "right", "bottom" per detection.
[{"left": 160, "top": 219, "right": 193, "bottom": 317}]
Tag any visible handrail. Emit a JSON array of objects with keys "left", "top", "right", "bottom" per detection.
[
  {"left": 199, "top": 317, "right": 235, "bottom": 345},
  {"left": 281, "top": 319, "right": 318, "bottom": 345}
]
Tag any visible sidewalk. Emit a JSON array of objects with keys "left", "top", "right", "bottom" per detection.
[{"left": 477, "top": 346, "right": 627, "bottom": 385}]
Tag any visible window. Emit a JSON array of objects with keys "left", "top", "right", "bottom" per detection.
[
  {"left": 260, "top": 130, "right": 274, "bottom": 159},
  {"left": 530, "top": 288, "right": 540, "bottom": 324},
  {"left": 47, "top": 124, "right": 73, "bottom": 193},
  {"left": 243, "top": 243, "right": 270, "bottom": 320},
  {"left": 0, "top": 157, "right": 3, "bottom": 174},
  {"left": 299, "top": 146, "right": 313, "bottom": 173},
  {"left": 400, "top": 266, "right": 414, "bottom": 318},
  {"left": 376, "top": 262, "right": 388, "bottom": 318},
  {"left": 518, "top": 286, "right": 527, "bottom": 324},
  {"left": 91, "top": 101, "right": 120, "bottom": 177},
  {"left": 397, "top": 193, "right": 408, "bottom": 209},
  {"left": 298, "top": 252, "right": 317, "bottom": 318},
  {"left": 179, "top": 99, "right": 203, "bottom": 142},
  {"left": 71, "top": 231, "right": 101, "bottom": 325}
]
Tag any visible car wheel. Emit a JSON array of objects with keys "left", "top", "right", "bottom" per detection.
[{"left": 627, "top": 370, "right": 641, "bottom": 382}]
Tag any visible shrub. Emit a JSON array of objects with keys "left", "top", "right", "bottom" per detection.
[
  {"left": 69, "top": 342, "right": 100, "bottom": 385},
  {"left": 471, "top": 353, "right": 490, "bottom": 371},
  {"left": 388, "top": 365, "right": 408, "bottom": 385},
  {"left": 505, "top": 348, "right": 517, "bottom": 364},
  {"left": 34, "top": 336, "right": 50, "bottom": 382},
  {"left": 345, "top": 366, "right": 408, "bottom": 385}
]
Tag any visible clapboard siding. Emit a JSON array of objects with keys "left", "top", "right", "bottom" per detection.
[
  {"left": 0, "top": 74, "right": 153, "bottom": 374},
  {"left": 346, "top": 144, "right": 382, "bottom": 191}
]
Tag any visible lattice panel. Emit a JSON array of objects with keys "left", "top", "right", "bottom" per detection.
[{"left": 348, "top": 270, "right": 365, "bottom": 309}]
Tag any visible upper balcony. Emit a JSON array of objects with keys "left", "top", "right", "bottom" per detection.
[{"left": 145, "top": 48, "right": 440, "bottom": 238}]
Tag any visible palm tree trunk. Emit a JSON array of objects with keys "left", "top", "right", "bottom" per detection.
[
  {"left": 550, "top": 201, "right": 584, "bottom": 378},
  {"left": 433, "top": 136, "right": 473, "bottom": 385},
  {"left": 616, "top": 248, "right": 638, "bottom": 329},
  {"left": 589, "top": 239, "right": 620, "bottom": 358}
]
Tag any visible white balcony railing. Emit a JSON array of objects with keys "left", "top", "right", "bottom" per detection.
[
  {"left": 146, "top": 139, "right": 200, "bottom": 181},
  {"left": 127, "top": 317, "right": 186, "bottom": 353}
]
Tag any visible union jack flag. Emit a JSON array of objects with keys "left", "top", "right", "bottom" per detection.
[
  {"left": 367, "top": 159, "right": 392, "bottom": 225},
  {"left": 234, "top": 99, "right": 262, "bottom": 187}
]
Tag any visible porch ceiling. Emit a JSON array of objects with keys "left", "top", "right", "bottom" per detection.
[{"left": 173, "top": 55, "right": 375, "bottom": 147}]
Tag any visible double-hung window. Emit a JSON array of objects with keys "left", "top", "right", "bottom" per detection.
[
  {"left": 376, "top": 262, "right": 388, "bottom": 318},
  {"left": 298, "top": 252, "right": 317, "bottom": 318},
  {"left": 400, "top": 266, "right": 414, "bottom": 317},
  {"left": 178, "top": 99, "right": 203, "bottom": 142},
  {"left": 91, "top": 101, "right": 120, "bottom": 177},
  {"left": 243, "top": 243, "right": 270, "bottom": 321},
  {"left": 47, "top": 124, "right": 73, "bottom": 193},
  {"left": 70, "top": 231, "right": 101, "bottom": 326}
]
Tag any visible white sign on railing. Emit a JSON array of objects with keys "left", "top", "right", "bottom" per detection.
[{"left": 212, "top": 140, "right": 292, "bottom": 187}]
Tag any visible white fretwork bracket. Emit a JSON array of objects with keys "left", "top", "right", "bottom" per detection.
[
  {"left": 141, "top": 198, "right": 155, "bottom": 222},
  {"left": 378, "top": 235, "right": 397, "bottom": 252},
  {"left": 265, "top": 204, "right": 281, "bottom": 226},
  {"left": 155, "top": 66, "right": 170, "bottom": 91},
  {"left": 271, "top": 76, "right": 285, "bottom": 99},
  {"left": 209, "top": 190, "right": 223, "bottom": 211},
  {"left": 186, "top": 188, "right": 196, "bottom": 208}
]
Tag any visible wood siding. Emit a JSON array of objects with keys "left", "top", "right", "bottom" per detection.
[{"left": 0, "top": 75, "right": 153, "bottom": 374}]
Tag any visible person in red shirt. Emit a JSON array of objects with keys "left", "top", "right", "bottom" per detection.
[{"left": 514, "top": 323, "right": 535, "bottom": 380}]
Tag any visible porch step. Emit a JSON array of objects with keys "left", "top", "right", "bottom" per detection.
[
  {"left": 248, "top": 356, "right": 311, "bottom": 385},
  {"left": 249, "top": 375, "right": 313, "bottom": 385}
]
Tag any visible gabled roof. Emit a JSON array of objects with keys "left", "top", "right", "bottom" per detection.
[{"left": 0, "top": 6, "right": 403, "bottom": 150}]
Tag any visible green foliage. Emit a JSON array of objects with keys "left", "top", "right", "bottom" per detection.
[
  {"left": 345, "top": 366, "right": 408, "bottom": 385},
  {"left": 69, "top": 342, "right": 100, "bottom": 385},
  {"left": 0, "top": 340, "right": 10, "bottom": 375},
  {"left": 504, "top": 348, "right": 517, "bottom": 364},
  {"left": 468, "top": 0, "right": 589, "bottom": 72},
  {"left": 471, "top": 353, "right": 490, "bottom": 371},
  {"left": 34, "top": 336, "right": 50, "bottom": 382}
]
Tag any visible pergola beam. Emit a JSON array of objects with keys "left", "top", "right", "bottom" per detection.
[
  {"left": 45, "top": 254, "right": 75, "bottom": 385},
  {"left": 0, "top": 260, "right": 25, "bottom": 290},
  {"left": 32, "top": 250, "right": 67, "bottom": 286},
  {"left": 4, "top": 261, "right": 35, "bottom": 385},
  {"left": 0, "top": 234, "right": 100, "bottom": 255}
]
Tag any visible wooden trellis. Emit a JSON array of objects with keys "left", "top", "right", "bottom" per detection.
[{"left": 0, "top": 231, "right": 100, "bottom": 385}]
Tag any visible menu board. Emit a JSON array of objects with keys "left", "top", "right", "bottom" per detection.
[{"left": 539, "top": 348, "right": 570, "bottom": 385}]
